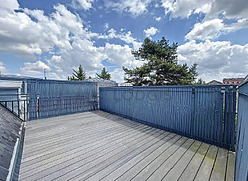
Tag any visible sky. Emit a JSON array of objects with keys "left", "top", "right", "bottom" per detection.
[{"left": 0, "top": 0, "right": 247, "bottom": 83}]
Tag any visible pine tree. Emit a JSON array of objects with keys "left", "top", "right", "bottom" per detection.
[
  {"left": 68, "top": 65, "right": 86, "bottom": 81},
  {"left": 123, "top": 37, "right": 198, "bottom": 86},
  {"left": 96, "top": 67, "right": 111, "bottom": 80}
]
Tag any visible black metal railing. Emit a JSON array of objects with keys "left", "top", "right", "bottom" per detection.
[{"left": 0, "top": 94, "right": 28, "bottom": 121}]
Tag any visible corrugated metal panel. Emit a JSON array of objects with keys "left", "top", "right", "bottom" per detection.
[
  {"left": 26, "top": 80, "right": 98, "bottom": 120},
  {"left": 235, "top": 81, "right": 248, "bottom": 181},
  {"left": 99, "top": 85, "right": 236, "bottom": 150}
]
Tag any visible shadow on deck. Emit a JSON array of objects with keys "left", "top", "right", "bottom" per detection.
[{"left": 19, "top": 111, "right": 235, "bottom": 181}]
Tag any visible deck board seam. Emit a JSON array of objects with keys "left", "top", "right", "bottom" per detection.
[
  {"left": 21, "top": 124, "right": 151, "bottom": 162},
  {"left": 193, "top": 144, "right": 211, "bottom": 181},
  {"left": 22, "top": 123, "right": 151, "bottom": 156},
  {"left": 144, "top": 137, "right": 188, "bottom": 181},
  {"left": 23, "top": 123, "right": 144, "bottom": 151},
  {"left": 21, "top": 126, "right": 151, "bottom": 169},
  {"left": 111, "top": 134, "right": 178, "bottom": 181},
  {"left": 129, "top": 136, "right": 183, "bottom": 181},
  {"left": 224, "top": 151, "right": 229, "bottom": 181},
  {"left": 82, "top": 133, "right": 174, "bottom": 181},
  {"left": 161, "top": 140, "right": 196, "bottom": 180},
  {"left": 79, "top": 132, "right": 172, "bottom": 180},
  {"left": 60, "top": 130, "right": 166, "bottom": 181},
  {"left": 209, "top": 147, "right": 219, "bottom": 181},
  {"left": 21, "top": 128, "right": 162, "bottom": 179},
  {"left": 177, "top": 142, "right": 203, "bottom": 181}
]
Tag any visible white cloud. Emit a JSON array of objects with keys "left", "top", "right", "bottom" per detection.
[
  {"left": 72, "top": 0, "right": 95, "bottom": 10},
  {"left": 21, "top": 61, "right": 50, "bottom": 75},
  {"left": 104, "top": 0, "right": 152, "bottom": 16},
  {"left": 185, "top": 19, "right": 224, "bottom": 40},
  {"left": 161, "top": 0, "right": 211, "bottom": 19},
  {"left": 161, "top": 0, "right": 248, "bottom": 41},
  {"left": 0, "top": 3, "right": 85, "bottom": 59},
  {"left": 0, "top": 62, "right": 7, "bottom": 73},
  {"left": 104, "top": 23, "right": 109, "bottom": 30},
  {"left": 178, "top": 40, "right": 248, "bottom": 82},
  {"left": 110, "top": 68, "right": 126, "bottom": 83},
  {"left": 101, "top": 43, "right": 143, "bottom": 68},
  {"left": 186, "top": 19, "right": 248, "bottom": 41},
  {"left": 161, "top": 0, "right": 248, "bottom": 20},
  {"left": 49, "top": 38, "right": 105, "bottom": 75},
  {"left": 144, "top": 27, "right": 158, "bottom": 37},
  {"left": 96, "top": 29, "right": 142, "bottom": 50},
  {"left": 0, "top": 0, "right": 146, "bottom": 82},
  {"left": 155, "top": 17, "right": 162, "bottom": 21}
]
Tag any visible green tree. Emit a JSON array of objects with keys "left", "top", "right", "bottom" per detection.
[
  {"left": 96, "top": 67, "right": 111, "bottom": 80},
  {"left": 194, "top": 78, "right": 206, "bottom": 85},
  {"left": 68, "top": 65, "right": 86, "bottom": 81},
  {"left": 123, "top": 37, "right": 198, "bottom": 86}
]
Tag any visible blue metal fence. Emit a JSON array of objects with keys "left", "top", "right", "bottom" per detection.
[
  {"left": 235, "top": 78, "right": 248, "bottom": 181},
  {"left": 27, "top": 80, "right": 98, "bottom": 120},
  {"left": 100, "top": 85, "right": 236, "bottom": 150}
]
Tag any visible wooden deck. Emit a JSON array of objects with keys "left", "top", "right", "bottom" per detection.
[{"left": 19, "top": 111, "right": 235, "bottom": 181}]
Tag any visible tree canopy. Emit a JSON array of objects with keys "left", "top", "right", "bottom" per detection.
[
  {"left": 123, "top": 37, "right": 198, "bottom": 86},
  {"left": 68, "top": 65, "right": 86, "bottom": 81},
  {"left": 96, "top": 67, "right": 111, "bottom": 80}
]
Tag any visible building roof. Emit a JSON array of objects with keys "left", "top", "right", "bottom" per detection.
[
  {"left": 0, "top": 81, "right": 22, "bottom": 89},
  {"left": 0, "top": 104, "right": 23, "bottom": 180},
  {"left": 207, "top": 80, "right": 223, "bottom": 85},
  {"left": 223, "top": 78, "right": 244, "bottom": 82},
  {"left": 85, "top": 78, "right": 118, "bottom": 87}
]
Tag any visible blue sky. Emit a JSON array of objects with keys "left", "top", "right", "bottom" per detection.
[{"left": 0, "top": 0, "right": 247, "bottom": 83}]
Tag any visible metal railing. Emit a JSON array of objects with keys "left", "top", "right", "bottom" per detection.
[{"left": 0, "top": 94, "right": 28, "bottom": 121}]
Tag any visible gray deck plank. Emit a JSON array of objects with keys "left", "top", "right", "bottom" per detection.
[
  {"left": 225, "top": 151, "right": 235, "bottom": 181},
  {"left": 21, "top": 123, "right": 146, "bottom": 166},
  {"left": 22, "top": 121, "right": 144, "bottom": 158},
  {"left": 194, "top": 145, "right": 218, "bottom": 181},
  {"left": 20, "top": 127, "right": 158, "bottom": 180},
  {"left": 20, "top": 126, "right": 149, "bottom": 172},
  {"left": 162, "top": 141, "right": 202, "bottom": 181},
  {"left": 210, "top": 148, "right": 228, "bottom": 181},
  {"left": 147, "top": 139, "right": 194, "bottom": 181},
  {"left": 83, "top": 133, "right": 176, "bottom": 181},
  {"left": 131, "top": 137, "right": 187, "bottom": 181},
  {"left": 71, "top": 132, "right": 172, "bottom": 181},
  {"left": 19, "top": 111, "right": 235, "bottom": 181},
  {"left": 24, "top": 115, "right": 140, "bottom": 148},
  {"left": 178, "top": 143, "right": 210, "bottom": 181},
  {"left": 115, "top": 135, "right": 181, "bottom": 181},
  {"left": 52, "top": 130, "right": 166, "bottom": 181}
]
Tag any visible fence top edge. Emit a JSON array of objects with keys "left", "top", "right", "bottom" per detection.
[
  {"left": 100, "top": 84, "right": 235, "bottom": 90},
  {"left": 239, "top": 75, "right": 248, "bottom": 87}
]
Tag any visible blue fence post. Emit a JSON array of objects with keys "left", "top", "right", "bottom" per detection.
[
  {"left": 223, "top": 86, "right": 236, "bottom": 151},
  {"left": 235, "top": 78, "right": 248, "bottom": 181},
  {"left": 27, "top": 79, "right": 38, "bottom": 120}
]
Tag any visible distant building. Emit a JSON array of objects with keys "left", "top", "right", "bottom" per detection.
[
  {"left": 85, "top": 78, "right": 118, "bottom": 87},
  {"left": 0, "top": 80, "right": 23, "bottom": 117},
  {"left": 0, "top": 80, "right": 22, "bottom": 101},
  {"left": 223, "top": 78, "right": 244, "bottom": 85},
  {"left": 119, "top": 82, "right": 133, "bottom": 86},
  {"left": 207, "top": 80, "right": 223, "bottom": 85}
]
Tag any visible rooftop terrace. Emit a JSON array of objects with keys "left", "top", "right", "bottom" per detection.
[{"left": 19, "top": 111, "right": 234, "bottom": 181}]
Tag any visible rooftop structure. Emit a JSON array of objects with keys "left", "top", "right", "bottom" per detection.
[
  {"left": 207, "top": 80, "right": 223, "bottom": 85},
  {"left": 223, "top": 78, "right": 244, "bottom": 85}
]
